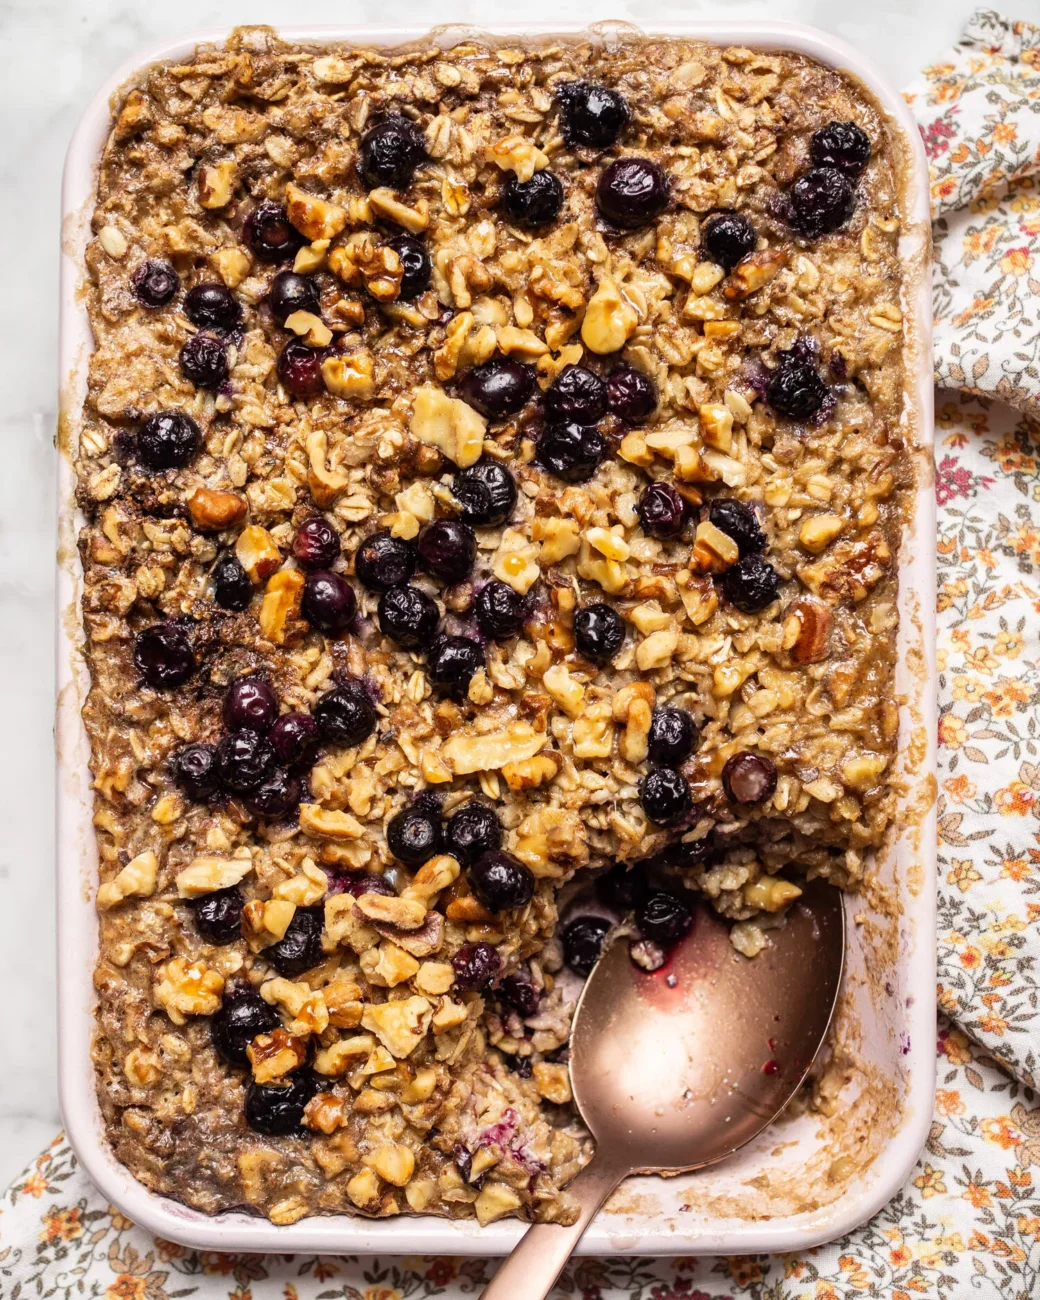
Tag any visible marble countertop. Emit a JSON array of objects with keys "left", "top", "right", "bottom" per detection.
[{"left": 0, "top": 0, "right": 988, "bottom": 1193}]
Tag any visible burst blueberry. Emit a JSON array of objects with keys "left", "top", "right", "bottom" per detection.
[
  {"left": 501, "top": 171, "right": 564, "bottom": 228},
  {"left": 377, "top": 585, "right": 440, "bottom": 649},
  {"left": 357, "top": 115, "right": 427, "bottom": 189},
  {"left": 313, "top": 681, "right": 377, "bottom": 747},
  {"left": 134, "top": 623, "right": 195, "bottom": 688},
  {"left": 452, "top": 459, "right": 518, "bottom": 527},
  {"left": 292, "top": 517, "right": 341, "bottom": 570},
  {"left": 211, "top": 552, "right": 253, "bottom": 611},
  {"left": 417, "top": 520, "right": 476, "bottom": 584},
  {"left": 558, "top": 81, "right": 630, "bottom": 148},
  {"left": 137, "top": 411, "right": 201, "bottom": 469},
  {"left": 538, "top": 422, "right": 606, "bottom": 482},
  {"left": 596, "top": 157, "right": 669, "bottom": 228},
  {"left": 132, "top": 259, "right": 179, "bottom": 308},
  {"left": 244, "top": 201, "right": 303, "bottom": 262},
  {"left": 444, "top": 802, "right": 502, "bottom": 867},
  {"left": 426, "top": 635, "right": 484, "bottom": 696},
  {"left": 355, "top": 529, "right": 416, "bottom": 592}
]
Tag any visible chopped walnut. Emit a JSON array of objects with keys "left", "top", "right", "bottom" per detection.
[
  {"left": 175, "top": 853, "right": 253, "bottom": 899},
  {"left": 362, "top": 996, "right": 434, "bottom": 1059},
  {"left": 153, "top": 958, "right": 224, "bottom": 1026},
  {"left": 97, "top": 851, "right": 159, "bottom": 910},
  {"left": 247, "top": 1028, "right": 309, "bottom": 1083}
]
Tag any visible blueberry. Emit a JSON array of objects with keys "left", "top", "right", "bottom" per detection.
[
  {"left": 326, "top": 871, "right": 396, "bottom": 898},
  {"left": 132, "top": 259, "right": 179, "bottom": 308},
  {"left": 475, "top": 580, "right": 526, "bottom": 641},
  {"left": 788, "top": 167, "right": 855, "bottom": 238},
  {"left": 355, "top": 529, "right": 416, "bottom": 592},
  {"left": 184, "top": 282, "right": 241, "bottom": 331},
  {"left": 191, "top": 887, "right": 244, "bottom": 945},
  {"left": 498, "top": 967, "right": 540, "bottom": 1016},
  {"left": 640, "top": 767, "right": 692, "bottom": 826},
  {"left": 563, "top": 916, "right": 611, "bottom": 977},
  {"left": 452, "top": 459, "right": 518, "bottom": 528},
  {"left": 452, "top": 941, "right": 502, "bottom": 991},
  {"left": 444, "top": 802, "right": 502, "bottom": 867},
  {"left": 810, "top": 121, "right": 871, "bottom": 175},
  {"left": 469, "top": 850, "right": 535, "bottom": 912},
  {"left": 596, "top": 862, "right": 648, "bottom": 911},
  {"left": 545, "top": 366, "right": 607, "bottom": 425},
  {"left": 357, "top": 115, "right": 427, "bottom": 189},
  {"left": 269, "top": 712, "right": 320, "bottom": 771},
  {"left": 244, "top": 768, "right": 302, "bottom": 819},
  {"left": 265, "top": 904, "right": 325, "bottom": 977},
  {"left": 722, "top": 752, "right": 778, "bottom": 804},
  {"left": 708, "top": 499, "right": 766, "bottom": 556},
  {"left": 606, "top": 364, "right": 656, "bottom": 422},
  {"left": 558, "top": 81, "right": 630, "bottom": 149},
  {"left": 137, "top": 411, "right": 201, "bottom": 469},
  {"left": 635, "top": 891, "right": 693, "bottom": 948},
  {"left": 767, "top": 360, "right": 829, "bottom": 420},
  {"left": 387, "top": 804, "right": 442, "bottom": 866},
  {"left": 212, "top": 988, "right": 279, "bottom": 1068},
  {"left": 501, "top": 171, "right": 564, "bottom": 228},
  {"left": 277, "top": 339, "right": 325, "bottom": 398},
  {"left": 313, "top": 681, "right": 377, "bottom": 747},
  {"left": 268, "top": 270, "right": 321, "bottom": 326},
  {"left": 216, "top": 729, "right": 276, "bottom": 793},
  {"left": 292, "top": 517, "right": 341, "bottom": 570},
  {"left": 596, "top": 157, "right": 669, "bottom": 228},
  {"left": 244, "top": 1069, "right": 319, "bottom": 1136},
  {"left": 637, "top": 481, "right": 686, "bottom": 539},
  {"left": 224, "top": 676, "right": 278, "bottom": 733},
  {"left": 457, "top": 358, "right": 535, "bottom": 419},
  {"left": 702, "top": 212, "right": 757, "bottom": 270},
  {"left": 538, "top": 422, "right": 606, "bottom": 482},
  {"left": 172, "top": 742, "right": 220, "bottom": 801},
  {"left": 426, "top": 635, "right": 484, "bottom": 696},
  {"left": 244, "top": 201, "right": 303, "bottom": 262},
  {"left": 134, "top": 624, "right": 195, "bottom": 689},
  {"left": 384, "top": 235, "right": 431, "bottom": 299},
  {"left": 574, "top": 602, "right": 625, "bottom": 661},
  {"left": 302, "top": 570, "right": 357, "bottom": 634},
  {"left": 211, "top": 552, "right": 253, "bottom": 611},
  {"left": 721, "top": 554, "right": 781, "bottom": 613},
  {"left": 648, "top": 707, "right": 698, "bottom": 766},
  {"left": 377, "top": 585, "right": 440, "bottom": 649},
  {"left": 179, "top": 332, "right": 229, "bottom": 389},
  {"left": 417, "top": 520, "right": 476, "bottom": 584}
]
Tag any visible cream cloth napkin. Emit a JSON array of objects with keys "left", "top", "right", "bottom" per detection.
[{"left": 4, "top": 10, "right": 1040, "bottom": 1297}]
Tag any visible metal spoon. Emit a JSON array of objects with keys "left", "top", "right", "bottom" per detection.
[{"left": 481, "top": 878, "right": 845, "bottom": 1300}]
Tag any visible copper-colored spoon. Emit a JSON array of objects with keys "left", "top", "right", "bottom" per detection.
[{"left": 482, "top": 878, "right": 845, "bottom": 1299}]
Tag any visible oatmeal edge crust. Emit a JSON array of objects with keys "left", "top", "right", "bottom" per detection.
[{"left": 78, "top": 27, "right": 910, "bottom": 1226}]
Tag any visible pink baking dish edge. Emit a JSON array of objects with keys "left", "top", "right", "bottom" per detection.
[{"left": 56, "top": 19, "right": 936, "bottom": 1257}]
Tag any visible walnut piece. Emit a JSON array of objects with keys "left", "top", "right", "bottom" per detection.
[
  {"left": 175, "top": 853, "right": 253, "bottom": 898},
  {"left": 153, "top": 958, "right": 224, "bottom": 1026},
  {"left": 97, "top": 850, "right": 159, "bottom": 910}
]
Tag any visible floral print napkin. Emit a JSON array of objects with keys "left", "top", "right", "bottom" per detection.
[{"left": 4, "top": 10, "right": 1040, "bottom": 1298}]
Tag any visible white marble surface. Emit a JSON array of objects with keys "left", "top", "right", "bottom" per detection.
[{"left": 0, "top": 0, "right": 1000, "bottom": 1194}]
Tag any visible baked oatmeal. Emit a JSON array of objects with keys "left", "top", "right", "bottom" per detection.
[{"left": 76, "top": 26, "right": 912, "bottom": 1226}]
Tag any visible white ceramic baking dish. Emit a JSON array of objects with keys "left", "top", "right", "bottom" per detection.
[{"left": 57, "top": 19, "right": 936, "bottom": 1257}]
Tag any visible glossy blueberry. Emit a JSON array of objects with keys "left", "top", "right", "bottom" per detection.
[
  {"left": 640, "top": 766, "right": 692, "bottom": 826},
  {"left": 184, "top": 282, "right": 241, "bottom": 331},
  {"left": 426, "top": 635, "right": 484, "bottom": 696},
  {"left": 636, "top": 891, "right": 693, "bottom": 948},
  {"left": 244, "top": 1069, "right": 319, "bottom": 1136},
  {"left": 558, "top": 81, "right": 630, "bottom": 149},
  {"left": 563, "top": 916, "right": 611, "bottom": 977},
  {"left": 211, "top": 552, "right": 253, "bottom": 611},
  {"left": 708, "top": 498, "right": 766, "bottom": 555},
  {"left": 244, "top": 768, "right": 302, "bottom": 819},
  {"left": 387, "top": 805, "right": 442, "bottom": 867},
  {"left": 702, "top": 212, "right": 757, "bottom": 270},
  {"left": 216, "top": 729, "right": 276, "bottom": 793},
  {"left": 648, "top": 707, "right": 698, "bottom": 767},
  {"left": 452, "top": 459, "right": 518, "bottom": 528},
  {"left": 444, "top": 802, "right": 502, "bottom": 867},
  {"left": 292, "top": 516, "right": 340, "bottom": 570},
  {"left": 417, "top": 520, "right": 476, "bottom": 584},
  {"left": 326, "top": 870, "right": 397, "bottom": 898},
  {"left": 268, "top": 270, "right": 321, "bottom": 326},
  {"left": 244, "top": 201, "right": 303, "bottom": 262},
  {"left": 722, "top": 752, "right": 778, "bottom": 804},
  {"left": 377, "top": 584, "right": 440, "bottom": 649},
  {"left": 179, "top": 332, "right": 229, "bottom": 389},
  {"left": 137, "top": 410, "right": 201, "bottom": 469},
  {"left": 191, "top": 887, "right": 244, "bottom": 945},
  {"left": 269, "top": 712, "right": 320, "bottom": 771},
  {"left": 538, "top": 422, "right": 606, "bottom": 482},
  {"left": 596, "top": 157, "right": 669, "bottom": 228},
  {"left": 452, "top": 942, "right": 502, "bottom": 992},
  {"left": 573, "top": 602, "right": 625, "bottom": 661},
  {"left": 637, "top": 481, "right": 686, "bottom": 539},
  {"left": 545, "top": 365, "right": 607, "bottom": 425},
  {"left": 475, "top": 580, "right": 526, "bottom": 641},
  {"left": 134, "top": 624, "right": 195, "bottom": 689},
  {"left": 457, "top": 358, "right": 535, "bottom": 419},
  {"left": 313, "top": 681, "right": 377, "bottom": 748},
  {"left": 212, "top": 987, "right": 280, "bottom": 1068},
  {"left": 607, "top": 363, "right": 656, "bottom": 422},
  {"left": 498, "top": 966, "right": 540, "bottom": 1016},
  {"left": 357, "top": 115, "right": 427, "bottom": 189},
  {"left": 224, "top": 676, "right": 278, "bottom": 733},
  {"left": 788, "top": 167, "right": 855, "bottom": 238},
  {"left": 265, "top": 904, "right": 325, "bottom": 977},
  {"left": 355, "top": 529, "right": 416, "bottom": 592},
  {"left": 384, "top": 234, "right": 431, "bottom": 299},
  {"left": 277, "top": 339, "right": 324, "bottom": 398},
  {"left": 469, "top": 850, "right": 535, "bottom": 913},
  {"left": 501, "top": 170, "right": 564, "bottom": 228},
  {"left": 172, "top": 742, "right": 220, "bottom": 801},
  {"left": 302, "top": 570, "right": 357, "bottom": 634},
  {"left": 767, "top": 359, "right": 829, "bottom": 420},
  {"left": 132, "top": 259, "right": 179, "bottom": 308},
  {"left": 721, "top": 553, "right": 781, "bottom": 613},
  {"left": 810, "top": 120, "right": 871, "bottom": 175}
]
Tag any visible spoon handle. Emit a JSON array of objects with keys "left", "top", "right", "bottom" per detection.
[{"left": 480, "top": 1154, "right": 626, "bottom": 1300}]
